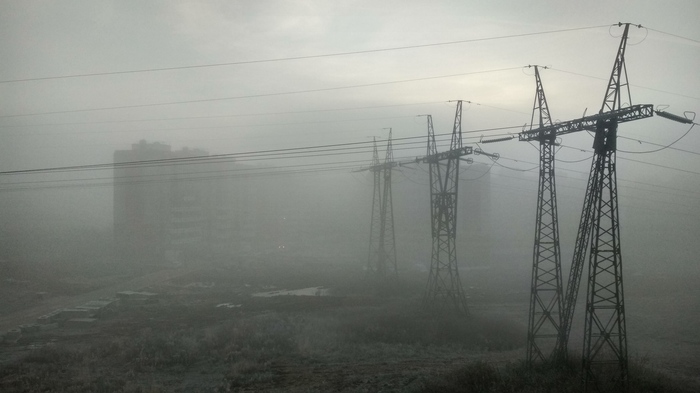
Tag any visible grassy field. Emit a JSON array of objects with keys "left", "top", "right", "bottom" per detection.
[{"left": 0, "top": 261, "right": 698, "bottom": 392}]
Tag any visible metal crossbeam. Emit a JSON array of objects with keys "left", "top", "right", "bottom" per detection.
[
  {"left": 423, "top": 146, "right": 473, "bottom": 163},
  {"left": 519, "top": 104, "right": 653, "bottom": 142}
]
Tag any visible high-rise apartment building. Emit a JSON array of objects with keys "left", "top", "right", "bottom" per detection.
[{"left": 113, "top": 140, "right": 211, "bottom": 262}]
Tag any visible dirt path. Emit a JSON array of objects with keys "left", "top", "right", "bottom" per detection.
[{"left": 0, "top": 267, "right": 193, "bottom": 332}]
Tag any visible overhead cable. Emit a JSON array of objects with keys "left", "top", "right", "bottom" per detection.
[
  {"left": 0, "top": 25, "right": 608, "bottom": 84},
  {"left": 0, "top": 67, "right": 521, "bottom": 118}
]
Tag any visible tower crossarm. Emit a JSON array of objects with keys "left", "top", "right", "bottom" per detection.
[
  {"left": 354, "top": 161, "right": 398, "bottom": 173},
  {"left": 371, "top": 161, "right": 398, "bottom": 172},
  {"left": 518, "top": 104, "right": 653, "bottom": 142},
  {"left": 422, "top": 146, "right": 473, "bottom": 163}
]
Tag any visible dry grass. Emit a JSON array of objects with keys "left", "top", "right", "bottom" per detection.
[
  {"left": 419, "top": 355, "right": 699, "bottom": 393},
  {"left": 0, "top": 286, "right": 696, "bottom": 392}
]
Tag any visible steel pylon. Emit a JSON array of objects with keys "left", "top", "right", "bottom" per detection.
[
  {"left": 583, "top": 117, "right": 627, "bottom": 393},
  {"left": 557, "top": 155, "right": 597, "bottom": 359},
  {"left": 581, "top": 23, "right": 637, "bottom": 393},
  {"left": 379, "top": 129, "right": 398, "bottom": 279},
  {"left": 366, "top": 133, "right": 398, "bottom": 280},
  {"left": 525, "top": 66, "right": 564, "bottom": 366},
  {"left": 515, "top": 28, "right": 650, "bottom": 391},
  {"left": 423, "top": 102, "right": 469, "bottom": 314},
  {"left": 367, "top": 138, "right": 384, "bottom": 276}
]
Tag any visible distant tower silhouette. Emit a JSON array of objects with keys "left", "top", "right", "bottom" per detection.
[
  {"left": 367, "top": 138, "right": 383, "bottom": 276},
  {"left": 422, "top": 102, "right": 470, "bottom": 314},
  {"left": 366, "top": 132, "right": 398, "bottom": 281}
]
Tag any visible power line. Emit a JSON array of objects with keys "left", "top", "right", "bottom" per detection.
[
  {"left": 647, "top": 27, "right": 700, "bottom": 44},
  {"left": 2, "top": 129, "right": 697, "bottom": 202},
  {"left": 0, "top": 67, "right": 522, "bottom": 119},
  {"left": 0, "top": 147, "right": 427, "bottom": 190},
  {"left": 0, "top": 25, "right": 608, "bottom": 84},
  {"left": 2, "top": 115, "right": 420, "bottom": 137},
  {"left": 0, "top": 159, "right": 368, "bottom": 188},
  {"left": 473, "top": 164, "right": 700, "bottom": 213},
  {"left": 0, "top": 164, "right": 361, "bottom": 192},
  {"left": 3, "top": 145, "right": 697, "bottom": 211},
  {"left": 0, "top": 125, "right": 522, "bottom": 175},
  {"left": 481, "top": 152, "right": 699, "bottom": 200},
  {"left": 0, "top": 101, "right": 447, "bottom": 129},
  {"left": 548, "top": 68, "right": 700, "bottom": 100},
  {"left": 619, "top": 155, "right": 700, "bottom": 176},
  {"left": 617, "top": 124, "right": 699, "bottom": 155},
  {"left": 0, "top": 100, "right": 524, "bottom": 134},
  {"left": 556, "top": 143, "right": 700, "bottom": 176}
]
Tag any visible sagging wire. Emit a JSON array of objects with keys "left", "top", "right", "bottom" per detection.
[
  {"left": 557, "top": 155, "right": 593, "bottom": 163},
  {"left": 619, "top": 124, "right": 695, "bottom": 154},
  {"left": 521, "top": 64, "right": 553, "bottom": 77},
  {"left": 461, "top": 161, "right": 496, "bottom": 181},
  {"left": 619, "top": 109, "right": 697, "bottom": 154},
  {"left": 609, "top": 22, "right": 647, "bottom": 46},
  {"left": 397, "top": 169, "right": 427, "bottom": 186},
  {"left": 492, "top": 160, "right": 539, "bottom": 172},
  {"left": 349, "top": 171, "right": 374, "bottom": 187},
  {"left": 475, "top": 142, "right": 536, "bottom": 172}
]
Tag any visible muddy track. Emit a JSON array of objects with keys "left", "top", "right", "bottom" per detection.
[{"left": 0, "top": 267, "right": 196, "bottom": 332}]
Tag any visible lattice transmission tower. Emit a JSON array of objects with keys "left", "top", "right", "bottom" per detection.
[
  {"left": 422, "top": 101, "right": 491, "bottom": 314},
  {"left": 524, "top": 65, "right": 564, "bottom": 366},
  {"left": 519, "top": 23, "right": 653, "bottom": 392},
  {"left": 579, "top": 23, "right": 638, "bottom": 393},
  {"left": 365, "top": 132, "right": 398, "bottom": 280}
]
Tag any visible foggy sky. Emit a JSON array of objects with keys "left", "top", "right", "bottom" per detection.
[{"left": 0, "top": 1, "right": 698, "bottom": 272}]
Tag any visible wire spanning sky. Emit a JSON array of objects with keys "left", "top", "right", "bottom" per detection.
[{"left": 0, "top": 0, "right": 699, "bottom": 228}]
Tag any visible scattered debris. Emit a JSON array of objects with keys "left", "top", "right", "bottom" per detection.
[
  {"left": 19, "top": 324, "right": 41, "bottom": 334},
  {"left": 52, "top": 308, "right": 91, "bottom": 321},
  {"left": 116, "top": 291, "right": 159, "bottom": 305},
  {"left": 75, "top": 299, "right": 117, "bottom": 316},
  {"left": 65, "top": 318, "right": 97, "bottom": 328},
  {"left": 252, "top": 286, "right": 330, "bottom": 298},
  {"left": 185, "top": 282, "right": 216, "bottom": 288},
  {"left": 215, "top": 303, "right": 242, "bottom": 308}
]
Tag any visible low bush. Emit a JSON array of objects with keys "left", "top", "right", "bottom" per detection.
[{"left": 420, "top": 357, "right": 698, "bottom": 393}]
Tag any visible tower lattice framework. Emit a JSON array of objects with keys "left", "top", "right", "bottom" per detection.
[
  {"left": 516, "top": 25, "right": 652, "bottom": 392},
  {"left": 423, "top": 102, "right": 469, "bottom": 314},
  {"left": 366, "top": 134, "right": 398, "bottom": 280},
  {"left": 581, "top": 23, "right": 634, "bottom": 393},
  {"left": 367, "top": 138, "right": 384, "bottom": 276},
  {"left": 525, "top": 65, "right": 564, "bottom": 365}
]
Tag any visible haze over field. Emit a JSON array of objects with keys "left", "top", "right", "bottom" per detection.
[
  {"left": 1, "top": 0, "right": 698, "bottom": 274},
  {"left": 0, "top": 1, "right": 699, "bottom": 392}
]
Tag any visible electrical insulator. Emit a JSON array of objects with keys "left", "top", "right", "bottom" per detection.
[{"left": 655, "top": 110, "right": 693, "bottom": 124}]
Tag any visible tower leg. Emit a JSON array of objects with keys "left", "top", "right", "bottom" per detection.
[
  {"left": 526, "top": 139, "right": 563, "bottom": 365},
  {"left": 582, "top": 119, "right": 627, "bottom": 392}
]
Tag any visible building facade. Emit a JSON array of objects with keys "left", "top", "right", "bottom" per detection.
[{"left": 114, "top": 140, "right": 217, "bottom": 262}]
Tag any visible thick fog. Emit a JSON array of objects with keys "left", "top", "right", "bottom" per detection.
[
  {"left": 1, "top": 0, "right": 699, "bottom": 280},
  {"left": 1, "top": 2, "right": 699, "bottom": 391}
]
